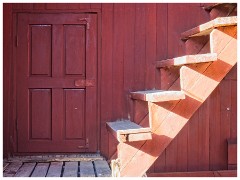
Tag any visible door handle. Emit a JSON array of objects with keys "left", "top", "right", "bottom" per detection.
[{"left": 75, "top": 79, "right": 95, "bottom": 87}]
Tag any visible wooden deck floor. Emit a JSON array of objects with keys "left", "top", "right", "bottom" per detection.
[{"left": 3, "top": 154, "right": 111, "bottom": 177}]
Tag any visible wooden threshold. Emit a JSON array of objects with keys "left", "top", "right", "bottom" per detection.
[
  {"left": 181, "top": 16, "right": 237, "bottom": 40},
  {"left": 156, "top": 53, "right": 217, "bottom": 68},
  {"left": 106, "top": 120, "right": 152, "bottom": 143},
  {"left": 130, "top": 90, "right": 185, "bottom": 102}
]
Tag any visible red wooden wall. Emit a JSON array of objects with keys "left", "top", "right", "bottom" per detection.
[{"left": 3, "top": 3, "right": 237, "bottom": 173}]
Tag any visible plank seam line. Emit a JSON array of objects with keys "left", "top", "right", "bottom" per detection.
[
  {"left": 60, "top": 161, "right": 65, "bottom": 177},
  {"left": 92, "top": 161, "right": 98, "bottom": 177},
  {"left": 29, "top": 163, "right": 37, "bottom": 177},
  {"left": 44, "top": 163, "right": 50, "bottom": 177}
]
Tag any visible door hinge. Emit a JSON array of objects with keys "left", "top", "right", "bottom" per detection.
[{"left": 16, "top": 35, "right": 18, "bottom": 47}]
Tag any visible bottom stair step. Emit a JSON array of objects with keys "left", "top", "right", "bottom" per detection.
[{"left": 106, "top": 120, "right": 152, "bottom": 143}]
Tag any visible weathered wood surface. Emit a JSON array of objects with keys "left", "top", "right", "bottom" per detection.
[
  {"left": 181, "top": 16, "right": 237, "bottom": 39},
  {"left": 80, "top": 161, "right": 95, "bottom": 177},
  {"left": 156, "top": 53, "right": 217, "bottom": 68},
  {"left": 14, "top": 163, "right": 36, "bottom": 177},
  {"left": 130, "top": 90, "right": 185, "bottom": 102},
  {"left": 7, "top": 154, "right": 104, "bottom": 163},
  {"left": 106, "top": 120, "right": 151, "bottom": 142},
  {"left": 94, "top": 160, "right": 112, "bottom": 177},
  {"left": 31, "top": 163, "right": 49, "bottom": 177},
  {"left": 3, "top": 162, "right": 22, "bottom": 177},
  {"left": 4, "top": 154, "right": 111, "bottom": 177},
  {"left": 46, "top": 162, "right": 63, "bottom": 177},
  {"left": 62, "top": 162, "right": 78, "bottom": 177}
]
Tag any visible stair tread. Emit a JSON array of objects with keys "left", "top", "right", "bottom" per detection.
[
  {"left": 203, "top": 3, "right": 236, "bottom": 11},
  {"left": 107, "top": 120, "right": 151, "bottom": 135},
  {"left": 130, "top": 90, "right": 185, "bottom": 102},
  {"left": 156, "top": 53, "right": 218, "bottom": 68},
  {"left": 106, "top": 120, "right": 152, "bottom": 143},
  {"left": 181, "top": 16, "right": 237, "bottom": 40}
]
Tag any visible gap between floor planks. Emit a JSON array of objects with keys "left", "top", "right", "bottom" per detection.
[{"left": 3, "top": 155, "right": 111, "bottom": 177}]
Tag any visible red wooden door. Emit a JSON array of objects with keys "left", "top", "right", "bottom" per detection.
[{"left": 16, "top": 13, "right": 97, "bottom": 153}]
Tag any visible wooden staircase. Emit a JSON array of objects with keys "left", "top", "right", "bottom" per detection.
[{"left": 106, "top": 4, "right": 237, "bottom": 177}]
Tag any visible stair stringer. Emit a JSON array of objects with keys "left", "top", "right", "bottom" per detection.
[{"left": 112, "top": 26, "right": 237, "bottom": 177}]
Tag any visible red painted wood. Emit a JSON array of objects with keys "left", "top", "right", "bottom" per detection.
[
  {"left": 219, "top": 80, "right": 231, "bottom": 169},
  {"left": 198, "top": 98, "right": 210, "bottom": 170},
  {"left": 134, "top": 4, "right": 146, "bottom": 90},
  {"left": 3, "top": 3, "right": 237, "bottom": 174},
  {"left": 65, "top": 25, "right": 85, "bottom": 75},
  {"left": 31, "top": 25, "right": 51, "bottom": 75},
  {"left": 230, "top": 80, "right": 237, "bottom": 139},
  {"left": 79, "top": 3, "right": 91, "bottom": 10},
  {"left": 155, "top": 3, "right": 167, "bottom": 89},
  {"left": 112, "top": 4, "right": 124, "bottom": 119},
  {"left": 187, "top": 112, "right": 199, "bottom": 171},
  {"left": 101, "top": 3, "right": 114, "bottom": 158},
  {"left": 176, "top": 125, "right": 188, "bottom": 172},
  {"left": 147, "top": 170, "right": 237, "bottom": 177},
  {"left": 30, "top": 89, "right": 52, "bottom": 139},
  {"left": 123, "top": 3, "right": 135, "bottom": 119},
  {"left": 209, "top": 87, "right": 221, "bottom": 170},
  {"left": 145, "top": 3, "right": 156, "bottom": 89},
  {"left": 3, "top": 3, "right": 13, "bottom": 157},
  {"left": 165, "top": 139, "right": 177, "bottom": 172},
  {"left": 90, "top": 3, "right": 101, "bottom": 9},
  {"left": 16, "top": 13, "right": 97, "bottom": 152},
  {"left": 33, "top": 3, "right": 45, "bottom": 10},
  {"left": 65, "top": 89, "right": 85, "bottom": 139}
]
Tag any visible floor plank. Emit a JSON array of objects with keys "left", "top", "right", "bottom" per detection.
[
  {"left": 31, "top": 163, "right": 49, "bottom": 177},
  {"left": 3, "top": 162, "right": 23, "bottom": 177},
  {"left": 14, "top": 163, "right": 36, "bottom": 177},
  {"left": 94, "top": 160, "right": 111, "bottom": 177},
  {"left": 62, "top": 162, "right": 78, "bottom": 177},
  {"left": 46, "top": 162, "right": 63, "bottom": 177},
  {"left": 80, "top": 161, "right": 95, "bottom": 177}
]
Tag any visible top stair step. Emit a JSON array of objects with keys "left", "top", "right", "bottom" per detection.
[
  {"left": 156, "top": 53, "right": 218, "bottom": 68},
  {"left": 130, "top": 90, "right": 185, "bottom": 102},
  {"left": 106, "top": 120, "right": 152, "bottom": 143},
  {"left": 181, "top": 16, "right": 237, "bottom": 40}
]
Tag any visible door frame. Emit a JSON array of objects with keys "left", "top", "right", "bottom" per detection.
[{"left": 10, "top": 9, "right": 101, "bottom": 155}]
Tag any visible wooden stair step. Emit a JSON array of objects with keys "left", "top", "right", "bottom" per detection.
[
  {"left": 203, "top": 3, "right": 236, "bottom": 11},
  {"left": 156, "top": 53, "right": 217, "bottom": 68},
  {"left": 130, "top": 90, "right": 185, "bottom": 102},
  {"left": 106, "top": 120, "right": 152, "bottom": 143},
  {"left": 181, "top": 16, "right": 237, "bottom": 40}
]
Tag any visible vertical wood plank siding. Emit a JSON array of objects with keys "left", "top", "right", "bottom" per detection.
[{"left": 3, "top": 3, "right": 237, "bottom": 173}]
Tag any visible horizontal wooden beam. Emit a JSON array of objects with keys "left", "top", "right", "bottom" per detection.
[
  {"left": 181, "top": 16, "right": 237, "bottom": 40},
  {"left": 147, "top": 170, "right": 237, "bottom": 177},
  {"left": 130, "top": 90, "right": 185, "bottom": 102},
  {"left": 106, "top": 120, "right": 152, "bottom": 143},
  {"left": 156, "top": 53, "right": 217, "bottom": 68}
]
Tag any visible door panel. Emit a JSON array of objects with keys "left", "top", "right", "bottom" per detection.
[
  {"left": 30, "top": 89, "right": 52, "bottom": 140},
  {"left": 17, "top": 13, "right": 97, "bottom": 153},
  {"left": 30, "top": 25, "right": 52, "bottom": 76},
  {"left": 64, "top": 89, "right": 85, "bottom": 139},
  {"left": 65, "top": 25, "right": 86, "bottom": 76}
]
